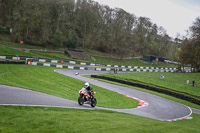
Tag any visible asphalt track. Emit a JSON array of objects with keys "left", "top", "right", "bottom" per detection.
[{"left": 0, "top": 69, "right": 199, "bottom": 121}]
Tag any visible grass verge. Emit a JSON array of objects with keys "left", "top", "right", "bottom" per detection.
[
  {"left": 99, "top": 73, "right": 200, "bottom": 98},
  {"left": 0, "top": 64, "right": 138, "bottom": 109},
  {"left": 0, "top": 106, "right": 200, "bottom": 133},
  {"left": 0, "top": 45, "right": 33, "bottom": 57},
  {"left": 92, "top": 56, "right": 178, "bottom": 68},
  {"left": 30, "top": 51, "right": 70, "bottom": 60}
]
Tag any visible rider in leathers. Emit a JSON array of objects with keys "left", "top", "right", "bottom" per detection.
[{"left": 84, "top": 82, "right": 93, "bottom": 97}]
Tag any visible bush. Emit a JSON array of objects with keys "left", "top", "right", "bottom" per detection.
[
  {"left": 23, "top": 38, "right": 33, "bottom": 45},
  {"left": 64, "top": 34, "right": 78, "bottom": 49},
  {"left": 52, "top": 31, "right": 63, "bottom": 47}
]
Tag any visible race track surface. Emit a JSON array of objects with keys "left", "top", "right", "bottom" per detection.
[
  {"left": 0, "top": 69, "right": 195, "bottom": 121},
  {"left": 55, "top": 70, "right": 193, "bottom": 121}
]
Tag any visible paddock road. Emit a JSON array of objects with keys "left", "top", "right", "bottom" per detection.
[{"left": 0, "top": 69, "right": 198, "bottom": 121}]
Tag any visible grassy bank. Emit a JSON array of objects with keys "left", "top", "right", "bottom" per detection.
[
  {"left": 92, "top": 72, "right": 200, "bottom": 109},
  {"left": 92, "top": 56, "right": 177, "bottom": 68},
  {"left": 0, "top": 64, "right": 138, "bottom": 109},
  {"left": 30, "top": 51, "right": 70, "bottom": 60},
  {"left": 98, "top": 73, "right": 200, "bottom": 97},
  {"left": 0, "top": 45, "right": 33, "bottom": 57},
  {"left": 0, "top": 106, "right": 200, "bottom": 133},
  {"left": 0, "top": 41, "right": 178, "bottom": 68},
  {"left": 0, "top": 40, "right": 63, "bottom": 50}
]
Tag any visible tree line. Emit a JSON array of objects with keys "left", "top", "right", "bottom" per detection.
[
  {"left": 0, "top": 0, "right": 199, "bottom": 69},
  {"left": 0, "top": 0, "right": 175, "bottom": 58},
  {"left": 178, "top": 17, "right": 200, "bottom": 72}
]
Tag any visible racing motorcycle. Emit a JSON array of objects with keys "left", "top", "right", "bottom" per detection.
[{"left": 78, "top": 88, "right": 97, "bottom": 107}]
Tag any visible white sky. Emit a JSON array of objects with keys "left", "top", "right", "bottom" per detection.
[{"left": 94, "top": 0, "right": 200, "bottom": 38}]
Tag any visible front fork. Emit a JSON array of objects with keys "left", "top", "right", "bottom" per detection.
[{"left": 79, "top": 94, "right": 85, "bottom": 101}]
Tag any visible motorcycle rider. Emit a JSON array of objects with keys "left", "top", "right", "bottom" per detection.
[
  {"left": 84, "top": 82, "right": 93, "bottom": 97},
  {"left": 78, "top": 82, "right": 97, "bottom": 107}
]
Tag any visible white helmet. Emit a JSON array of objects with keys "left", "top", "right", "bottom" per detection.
[{"left": 84, "top": 82, "right": 89, "bottom": 88}]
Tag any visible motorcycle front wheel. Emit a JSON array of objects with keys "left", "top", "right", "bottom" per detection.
[{"left": 78, "top": 96, "right": 84, "bottom": 105}]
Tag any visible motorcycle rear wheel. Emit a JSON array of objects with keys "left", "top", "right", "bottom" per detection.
[{"left": 91, "top": 98, "right": 97, "bottom": 107}]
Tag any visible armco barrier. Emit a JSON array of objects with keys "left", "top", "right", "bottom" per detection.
[
  {"left": 28, "top": 61, "right": 88, "bottom": 70},
  {"left": 95, "top": 67, "right": 177, "bottom": 73},
  {"left": 91, "top": 75, "right": 200, "bottom": 105},
  {"left": 0, "top": 56, "right": 27, "bottom": 61},
  {"left": 0, "top": 56, "right": 179, "bottom": 71},
  {"left": 0, "top": 60, "right": 25, "bottom": 64}
]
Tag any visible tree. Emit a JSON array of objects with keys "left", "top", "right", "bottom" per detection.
[
  {"left": 179, "top": 39, "right": 200, "bottom": 72},
  {"left": 189, "top": 17, "right": 200, "bottom": 39},
  {"left": 64, "top": 34, "right": 78, "bottom": 48},
  {"left": 0, "top": 0, "right": 174, "bottom": 58},
  {"left": 179, "top": 17, "right": 200, "bottom": 72}
]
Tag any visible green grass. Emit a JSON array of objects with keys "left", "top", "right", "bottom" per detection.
[
  {"left": 92, "top": 56, "right": 143, "bottom": 65},
  {"left": 0, "top": 64, "right": 138, "bottom": 109},
  {"left": 0, "top": 44, "right": 88, "bottom": 62},
  {"left": 0, "top": 40, "right": 178, "bottom": 68},
  {"left": 30, "top": 51, "right": 71, "bottom": 60},
  {"left": 0, "top": 40, "right": 44, "bottom": 49},
  {"left": 0, "top": 106, "right": 200, "bottom": 133},
  {"left": 93, "top": 72, "right": 200, "bottom": 109},
  {"left": 0, "top": 45, "right": 33, "bottom": 57},
  {"left": 91, "top": 56, "right": 178, "bottom": 68},
  {"left": 85, "top": 49, "right": 112, "bottom": 57},
  {"left": 27, "top": 51, "right": 95, "bottom": 63},
  {"left": 0, "top": 36, "right": 199, "bottom": 132},
  {"left": 84, "top": 75, "right": 200, "bottom": 109},
  {"left": 0, "top": 39, "right": 65, "bottom": 51},
  {"left": 99, "top": 73, "right": 200, "bottom": 98}
]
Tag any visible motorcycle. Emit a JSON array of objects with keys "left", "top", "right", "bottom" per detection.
[{"left": 78, "top": 88, "right": 97, "bottom": 107}]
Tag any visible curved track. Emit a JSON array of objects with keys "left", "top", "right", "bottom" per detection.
[
  {"left": 0, "top": 69, "right": 195, "bottom": 121},
  {"left": 55, "top": 69, "right": 193, "bottom": 121}
]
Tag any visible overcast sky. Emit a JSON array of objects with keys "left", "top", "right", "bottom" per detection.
[{"left": 94, "top": 0, "right": 200, "bottom": 38}]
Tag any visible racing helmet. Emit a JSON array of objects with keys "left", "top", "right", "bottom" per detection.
[{"left": 84, "top": 82, "right": 89, "bottom": 88}]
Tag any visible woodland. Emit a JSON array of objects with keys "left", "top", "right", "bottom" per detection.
[{"left": 0, "top": 0, "right": 199, "bottom": 71}]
